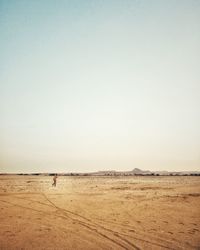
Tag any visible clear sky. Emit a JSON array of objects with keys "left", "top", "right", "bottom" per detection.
[{"left": 0, "top": 0, "right": 200, "bottom": 173}]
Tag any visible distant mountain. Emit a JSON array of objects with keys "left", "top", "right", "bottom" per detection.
[
  {"left": 131, "top": 168, "right": 152, "bottom": 175},
  {"left": 88, "top": 168, "right": 200, "bottom": 176},
  {"left": 1, "top": 169, "right": 200, "bottom": 176}
]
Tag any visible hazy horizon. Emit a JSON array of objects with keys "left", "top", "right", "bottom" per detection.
[
  {"left": 1, "top": 0, "right": 200, "bottom": 173},
  {"left": 1, "top": 167, "right": 200, "bottom": 174}
]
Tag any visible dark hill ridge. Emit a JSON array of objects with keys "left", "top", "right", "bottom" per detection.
[
  {"left": 65, "top": 168, "right": 200, "bottom": 176},
  {"left": 1, "top": 168, "right": 200, "bottom": 176},
  {"left": 131, "top": 168, "right": 152, "bottom": 175}
]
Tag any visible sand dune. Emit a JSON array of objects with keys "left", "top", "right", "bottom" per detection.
[{"left": 0, "top": 175, "right": 200, "bottom": 249}]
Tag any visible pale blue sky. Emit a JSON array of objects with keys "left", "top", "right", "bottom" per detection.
[{"left": 0, "top": 0, "right": 200, "bottom": 173}]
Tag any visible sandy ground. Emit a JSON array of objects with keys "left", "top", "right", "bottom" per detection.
[{"left": 0, "top": 175, "right": 200, "bottom": 250}]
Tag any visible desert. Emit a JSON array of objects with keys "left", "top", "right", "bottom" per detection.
[{"left": 0, "top": 175, "right": 199, "bottom": 250}]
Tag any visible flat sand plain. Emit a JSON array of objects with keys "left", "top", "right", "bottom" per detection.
[{"left": 0, "top": 175, "right": 199, "bottom": 250}]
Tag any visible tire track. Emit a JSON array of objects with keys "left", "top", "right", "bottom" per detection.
[
  {"left": 0, "top": 193, "right": 182, "bottom": 249},
  {"left": 0, "top": 197, "right": 133, "bottom": 250},
  {"left": 42, "top": 193, "right": 177, "bottom": 250},
  {"left": 4, "top": 192, "right": 178, "bottom": 248},
  {"left": 42, "top": 193, "right": 141, "bottom": 250}
]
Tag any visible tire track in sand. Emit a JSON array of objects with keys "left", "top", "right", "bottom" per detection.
[
  {"left": 0, "top": 193, "right": 182, "bottom": 249},
  {"left": 42, "top": 193, "right": 179, "bottom": 250},
  {"left": 0, "top": 195, "right": 137, "bottom": 250}
]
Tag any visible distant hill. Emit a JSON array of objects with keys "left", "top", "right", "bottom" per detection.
[
  {"left": 88, "top": 168, "right": 200, "bottom": 176},
  {"left": 131, "top": 168, "right": 152, "bottom": 175},
  {"left": 1, "top": 168, "right": 200, "bottom": 176}
]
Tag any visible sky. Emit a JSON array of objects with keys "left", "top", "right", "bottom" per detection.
[{"left": 0, "top": 0, "right": 200, "bottom": 173}]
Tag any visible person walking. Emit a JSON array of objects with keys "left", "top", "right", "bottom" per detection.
[{"left": 52, "top": 174, "right": 58, "bottom": 187}]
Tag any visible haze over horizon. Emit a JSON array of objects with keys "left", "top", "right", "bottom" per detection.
[{"left": 1, "top": 0, "right": 200, "bottom": 173}]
